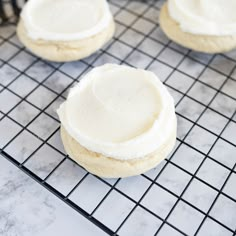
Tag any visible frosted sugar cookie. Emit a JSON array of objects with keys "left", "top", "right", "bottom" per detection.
[
  {"left": 57, "top": 64, "right": 177, "bottom": 178},
  {"left": 160, "top": 1, "right": 236, "bottom": 53},
  {"left": 17, "top": 0, "right": 115, "bottom": 62}
]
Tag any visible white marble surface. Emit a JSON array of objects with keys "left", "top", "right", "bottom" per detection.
[{"left": 0, "top": 155, "right": 106, "bottom": 236}]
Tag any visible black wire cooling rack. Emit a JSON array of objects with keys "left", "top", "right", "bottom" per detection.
[
  {"left": 0, "top": 0, "right": 236, "bottom": 235},
  {"left": 0, "top": 0, "right": 22, "bottom": 24}
]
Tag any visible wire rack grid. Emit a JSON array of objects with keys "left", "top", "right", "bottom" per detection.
[{"left": 0, "top": 0, "right": 236, "bottom": 235}]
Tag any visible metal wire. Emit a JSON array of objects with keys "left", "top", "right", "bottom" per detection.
[{"left": 0, "top": 0, "right": 8, "bottom": 23}]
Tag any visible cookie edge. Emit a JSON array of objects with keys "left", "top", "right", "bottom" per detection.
[
  {"left": 17, "top": 18, "right": 115, "bottom": 62},
  {"left": 159, "top": 3, "right": 236, "bottom": 53},
  {"left": 60, "top": 123, "right": 177, "bottom": 178}
]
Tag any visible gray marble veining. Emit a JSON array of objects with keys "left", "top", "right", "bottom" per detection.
[{"left": 0, "top": 155, "right": 106, "bottom": 236}]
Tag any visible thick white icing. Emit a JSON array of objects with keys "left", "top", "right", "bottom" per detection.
[
  {"left": 21, "top": 0, "right": 112, "bottom": 41},
  {"left": 168, "top": 0, "right": 236, "bottom": 36},
  {"left": 57, "top": 64, "right": 176, "bottom": 160}
]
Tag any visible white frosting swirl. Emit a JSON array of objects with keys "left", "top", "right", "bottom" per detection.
[
  {"left": 57, "top": 64, "right": 176, "bottom": 160},
  {"left": 168, "top": 0, "right": 236, "bottom": 36},
  {"left": 21, "top": 0, "right": 112, "bottom": 41}
]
